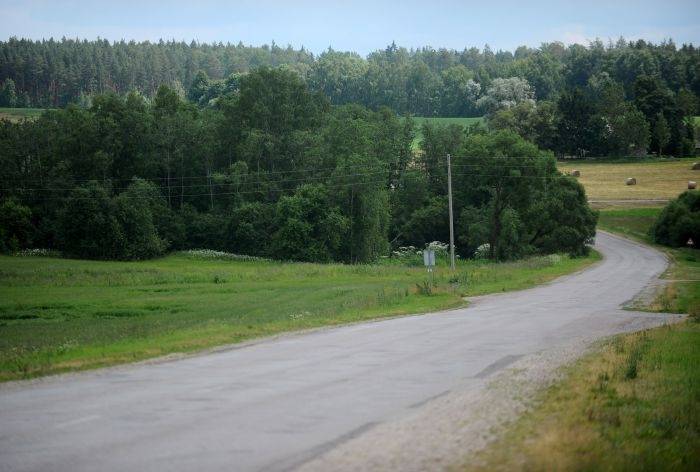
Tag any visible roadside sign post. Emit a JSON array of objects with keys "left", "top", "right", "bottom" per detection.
[{"left": 423, "top": 248, "right": 435, "bottom": 290}]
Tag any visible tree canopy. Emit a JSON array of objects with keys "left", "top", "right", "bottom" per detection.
[{"left": 0, "top": 67, "right": 597, "bottom": 262}]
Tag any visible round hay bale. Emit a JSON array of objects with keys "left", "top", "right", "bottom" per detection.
[
  {"left": 689, "top": 181, "right": 697, "bottom": 190},
  {"left": 626, "top": 177, "right": 637, "bottom": 186},
  {"left": 571, "top": 169, "right": 581, "bottom": 177},
  {"left": 692, "top": 162, "right": 700, "bottom": 170}
]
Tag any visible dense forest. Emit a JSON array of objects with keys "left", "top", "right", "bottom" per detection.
[
  {"left": 0, "top": 67, "right": 596, "bottom": 262},
  {"left": 1, "top": 37, "right": 699, "bottom": 111},
  {"left": 1, "top": 37, "right": 698, "bottom": 156}
]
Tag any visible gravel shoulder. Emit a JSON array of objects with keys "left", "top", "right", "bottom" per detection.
[{"left": 296, "top": 312, "right": 683, "bottom": 472}]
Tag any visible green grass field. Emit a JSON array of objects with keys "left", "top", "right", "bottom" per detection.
[
  {"left": 0, "top": 107, "right": 46, "bottom": 122},
  {"left": 0, "top": 250, "right": 597, "bottom": 381},
  {"left": 467, "top": 206, "right": 700, "bottom": 470},
  {"left": 558, "top": 158, "right": 699, "bottom": 203},
  {"left": 411, "top": 116, "right": 483, "bottom": 150}
]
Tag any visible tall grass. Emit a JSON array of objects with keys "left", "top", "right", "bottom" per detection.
[
  {"left": 0, "top": 251, "right": 597, "bottom": 381},
  {"left": 468, "top": 322, "right": 700, "bottom": 471}
]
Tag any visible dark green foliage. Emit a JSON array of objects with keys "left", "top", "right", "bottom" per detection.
[
  {"left": 113, "top": 197, "right": 164, "bottom": 260},
  {"left": 0, "top": 65, "right": 598, "bottom": 263},
  {"left": 453, "top": 131, "right": 597, "bottom": 259},
  {"left": 419, "top": 122, "right": 463, "bottom": 194},
  {"left": 487, "top": 101, "right": 558, "bottom": 152},
  {"left": 555, "top": 88, "right": 597, "bottom": 157},
  {"left": 331, "top": 154, "right": 391, "bottom": 263},
  {"left": 652, "top": 191, "right": 700, "bottom": 247},
  {"left": 227, "top": 202, "right": 275, "bottom": 257},
  {"left": 270, "top": 185, "right": 349, "bottom": 262},
  {"left": 400, "top": 197, "right": 449, "bottom": 248},
  {"left": 113, "top": 181, "right": 167, "bottom": 259},
  {"left": 56, "top": 182, "right": 166, "bottom": 260},
  {"left": 2, "top": 37, "right": 699, "bottom": 124},
  {"left": 57, "top": 184, "right": 125, "bottom": 259},
  {"left": 0, "top": 198, "right": 33, "bottom": 252},
  {"left": 0, "top": 79, "right": 17, "bottom": 107},
  {"left": 525, "top": 176, "right": 598, "bottom": 256},
  {"left": 180, "top": 206, "right": 227, "bottom": 251},
  {"left": 389, "top": 171, "right": 430, "bottom": 246},
  {"left": 1, "top": 37, "right": 698, "bottom": 156}
]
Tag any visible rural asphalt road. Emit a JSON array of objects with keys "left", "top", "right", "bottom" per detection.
[{"left": 0, "top": 232, "right": 682, "bottom": 472}]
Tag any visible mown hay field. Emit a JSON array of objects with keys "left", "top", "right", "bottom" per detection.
[{"left": 558, "top": 158, "right": 699, "bottom": 203}]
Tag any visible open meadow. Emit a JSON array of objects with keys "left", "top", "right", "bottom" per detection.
[
  {"left": 558, "top": 158, "right": 699, "bottom": 204},
  {"left": 0, "top": 249, "right": 597, "bottom": 381},
  {"left": 0, "top": 107, "right": 45, "bottom": 122},
  {"left": 411, "top": 116, "right": 483, "bottom": 150}
]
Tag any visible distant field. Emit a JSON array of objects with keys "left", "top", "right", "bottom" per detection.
[
  {"left": 558, "top": 158, "right": 699, "bottom": 204},
  {"left": 412, "top": 116, "right": 483, "bottom": 127},
  {"left": 0, "top": 250, "right": 597, "bottom": 381},
  {"left": 0, "top": 107, "right": 46, "bottom": 122},
  {"left": 411, "top": 116, "right": 483, "bottom": 150}
]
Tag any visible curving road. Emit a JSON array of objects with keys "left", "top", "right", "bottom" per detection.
[{"left": 0, "top": 232, "right": 682, "bottom": 472}]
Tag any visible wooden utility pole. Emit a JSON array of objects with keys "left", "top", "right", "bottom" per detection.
[{"left": 447, "top": 153, "right": 456, "bottom": 271}]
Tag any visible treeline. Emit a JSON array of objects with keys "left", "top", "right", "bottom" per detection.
[
  {"left": 1, "top": 37, "right": 699, "bottom": 116},
  {"left": 2, "top": 37, "right": 698, "bottom": 157},
  {"left": 0, "top": 68, "right": 596, "bottom": 262},
  {"left": 485, "top": 73, "right": 697, "bottom": 157},
  {"left": 0, "top": 37, "right": 314, "bottom": 107}
]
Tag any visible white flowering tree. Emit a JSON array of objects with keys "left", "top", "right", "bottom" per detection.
[{"left": 476, "top": 77, "right": 535, "bottom": 115}]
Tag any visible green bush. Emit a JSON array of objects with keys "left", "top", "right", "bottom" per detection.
[
  {"left": 270, "top": 184, "right": 349, "bottom": 262},
  {"left": 113, "top": 182, "right": 166, "bottom": 259},
  {"left": 651, "top": 191, "right": 700, "bottom": 247},
  {"left": 57, "top": 184, "right": 123, "bottom": 259},
  {"left": 179, "top": 205, "right": 226, "bottom": 251},
  {"left": 57, "top": 181, "right": 166, "bottom": 260},
  {"left": 0, "top": 198, "right": 33, "bottom": 252},
  {"left": 226, "top": 202, "right": 275, "bottom": 257},
  {"left": 454, "top": 131, "right": 597, "bottom": 260}
]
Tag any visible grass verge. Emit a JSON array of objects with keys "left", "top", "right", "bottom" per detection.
[
  {"left": 467, "top": 321, "right": 700, "bottom": 471},
  {"left": 0, "top": 250, "right": 597, "bottom": 381}
]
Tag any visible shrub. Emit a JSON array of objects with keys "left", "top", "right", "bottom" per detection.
[
  {"left": 651, "top": 191, "right": 700, "bottom": 247},
  {"left": 226, "top": 202, "right": 275, "bottom": 257},
  {"left": 0, "top": 198, "right": 33, "bottom": 252},
  {"left": 125, "top": 178, "right": 183, "bottom": 250},
  {"left": 270, "top": 184, "right": 349, "bottom": 262},
  {"left": 113, "top": 184, "right": 166, "bottom": 259},
  {"left": 56, "top": 181, "right": 166, "bottom": 260},
  {"left": 57, "top": 184, "right": 125, "bottom": 259}
]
